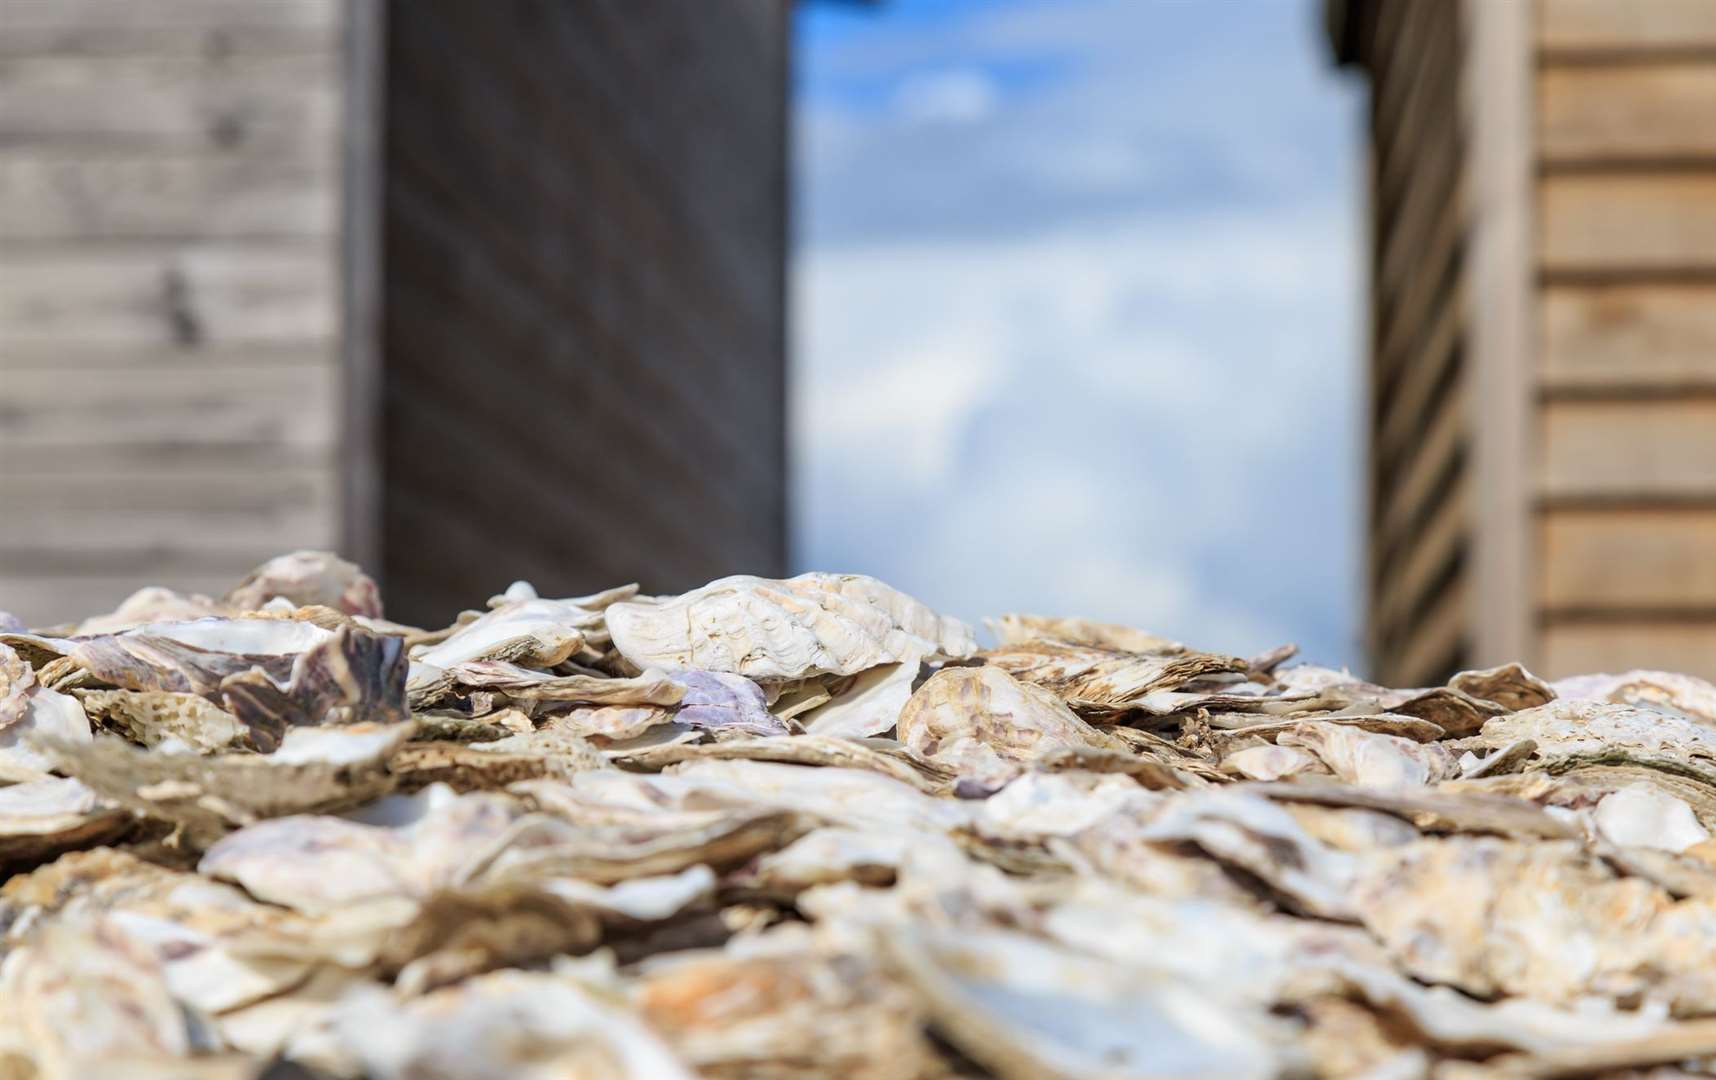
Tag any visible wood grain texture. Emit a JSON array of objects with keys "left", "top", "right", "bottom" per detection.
[
  {"left": 1542, "top": 283, "right": 1716, "bottom": 390},
  {"left": 1540, "top": 64, "right": 1716, "bottom": 164},
  {"left": 1539, "top": 399, "right": 1716, "bottom": 498},
  {"left": 1540, "top": 174, "right": 1716, "bottom": 273},
  {"left": 0, "top": 53, "right": 338, "bottom": 153},
  {"left": 1542, "top": 620, "right": 1716, "bottom": 681},
  {"left": 1540, "top": 508, "right": 1716, "bottom": 609},
  {"left": 379, "top": 0, "right": 788, "bottom": 626},
  {"left": 0, "top": 0, "right": 348, "bottom": 629},
  {"left": 0, "top": 246, "right": 336, "bottom": 351},
  {"left": 1464, "top": 0, "right": 1536, "bottom": 667},
  {"left": 1538, "top": 0, "right": 1716, "bottom": 54},
  {"left": 0, "top": 152, "right": 335, "bottom": 240}
]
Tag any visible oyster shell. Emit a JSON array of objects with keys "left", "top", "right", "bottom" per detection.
[
  {"left": 334, "top": 968, "right": 693, "bottom": 1080},
  {"left": 895, "top": 665, "right": 1126, "bottom": 784},
  {"left": 3, "top": 617, "right": 406, "bottom": 752},
  {"left": 38, "top": 721, "right": 412, "bottom": 848},
  {"left": 22, "top": 551, "right": 1716, "bottom": 1075},
  {"left": 605, "top": 573, "right": 976, "bottom": 681},
  {"left": 223, "top": 549, "right": 382, "bottom": 618},
  {"left": 0, "top": 777, "right": 130, "bottom": 865},
  {"left": 799, "top": 655, "right": 921, "bottom": 737},
  {"left": 1278, "top": 721, "right": 1460, "bottom": 788},
  {"left": 987, "top": 612, "right": 1187, "bottom": 653},
  {"left": 979, "top": 638, "right": 1247, "bottom": 714},
  {"left": 0, "top": 645, "right": 91, "bottom": 781}
]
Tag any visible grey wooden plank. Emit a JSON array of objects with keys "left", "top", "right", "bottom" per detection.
[
  {"left": 0, "top": 53, "right": 338, "bottom": 152},
  {"left": 0, "top": 362, "right": 339, "bottom": 452},
  {"left": 0, "top": 245, "right": 336, "bottom": 349},
  {"left": 0, "top": 152, "right": 335, "bottom": 240}
]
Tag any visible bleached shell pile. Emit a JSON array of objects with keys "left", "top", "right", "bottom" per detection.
[{"left": 7, "top": 554, "right": 1716, "bottom": 1078}]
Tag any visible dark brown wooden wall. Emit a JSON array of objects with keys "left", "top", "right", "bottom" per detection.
[{"left": 379, "top": 0, "right": 789, "bottom": 626}]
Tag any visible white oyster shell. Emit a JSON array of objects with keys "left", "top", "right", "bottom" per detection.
[{"left": 605, "top": 573, "right": 975, "bottom": 681}]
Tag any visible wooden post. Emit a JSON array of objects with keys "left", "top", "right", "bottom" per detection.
[{"left": 1462, "top": 0, "right": 1536, "bottom": 668}]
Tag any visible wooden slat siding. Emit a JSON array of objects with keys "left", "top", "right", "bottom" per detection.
[
  {"left": 0, "top": 153, "right": 333, "bottom": 242},
  {"left": 1372, "top": 5, "right": 1460, "bottom": 401},
  {"left": 381, "top": 16, "right": 772, "bottom": 491},
  {"left": 0, "top": 54, "right": 338, "bottom": 154},
  {"left": 1538, "top": 0, "right": 1716, "bottom": 56},
  {"left": 1384, "top": 574, "right": 1467, "bottom": 688},
  {"left": 0, "top": 364, "right": 337, "bottom": 452},
  {"left": 1540, "top": 65, "right": 1716, "bottom": 165},
  {"left": 1541, "top": 509, "right": 1716, "bottom": 611},
  {"left": 1373, "top": 369, "right": 1465, "bottom": 605},
  {"left": 1540, "top": 174, "right": 1716, "bottom": 274},
  {"left": 1376, "top": 11, "right": 1460, "bottom": 300},
  {"left": 1542, "top": 621, "right": 1716, "bottom": 681},
  {"left": 1374, "top": 471, "right": 1468, "bottom": 647},
  {"left": 1358, "top": 0, "right": 1474, "bottom": 682},
  {"left": 0, "top": 0, "right": 349, "bottom": 629},
  {"left": 0, "top": 247, "right": 335, "bottom": 352},
  {"left": 1542, "top": 284, "right": 1716, "bottom": 392},
  {"left": 1375, "top": 279, "right": 1462, "bottom": 473},
  {"left": 338, "top": 0, "right": 383, "bottom": 586},
  {"left": 1463, "top": 0, "right": 1536, "bottom": 669},
  {"left": 380, "top": 0, "right": 788, "bottom": 627},
  {"left": 1539, "top": 399, "right": 1716, "bottom": 499}
]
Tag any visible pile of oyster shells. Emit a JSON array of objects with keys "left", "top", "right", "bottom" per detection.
[{"left": 7, "top": 553, "right": 1716, "bottom": 1078}]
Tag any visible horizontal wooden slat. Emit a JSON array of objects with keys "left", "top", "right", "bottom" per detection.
[
  {"left": 0, "top": 53, "right": 338, "bottom": 152},
  {"left": 1541, "top": 619, "right": 1716, "bottom": 681},
  {"left": 0, "top": 1, "right": 338, "bottom": 31},
  {"left": 1374, "top": 472, "right": 1467, "bottom": 644},
  {"left": 0, "top": 153, "right": 334, "bottom": 240},
  {"left": 1539, "top": 399, "right": 1716, "bottom": 498},
  {"left": 1540, "top": 173, "right": 1716, "bottom": 273},
  {"left": 0, "top": 462, "right": 336, "bottom": 510},
  {"left": 1541, "top": 508, "right": 1716, "bottom": 609},
  {"left": 1376, "top": 370, "right": 1465, "bottom": 546},
  {"left": 1377, "top": 278, "right": 1462, "bottom": 457},
  {"left": 1382, "top": 573, "right": 1465, "bottom": 688},
  {"left": 1539, "top": 64, "right": 1716, "bottom": 164},
  {"left": 0, "top": 246, "right": 335, "bottom": 349},
  {"left": 1541, "top": 283, "right": 1716, "bottom": 391},
  {"left": 0, "top": 362, "right": 338, "bottom": 454},
  {"left": 0, "top": 344, "right": 334, "bottom": 372},
  {"left": 1538, "top": 0, "right": 1716, "bottom": 54}
]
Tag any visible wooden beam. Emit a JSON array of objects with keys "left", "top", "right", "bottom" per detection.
[
  {"left": 1463, "top": 0, "right": 1536, "bottom": 667},
  {"left": 339, "top": 0, "right": 384, "bottom": 579}
]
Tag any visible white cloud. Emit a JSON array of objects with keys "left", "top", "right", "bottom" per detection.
[
  {"left": 893, "top": 68, "right": 1000, "bottom": 125},
  {"left": 792, "top": 0, "right": 1364, "bottom": 667}
]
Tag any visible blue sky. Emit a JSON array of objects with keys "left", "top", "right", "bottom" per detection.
[{"left": 790, "top": 0, "right": 1365, "bottom": 667}]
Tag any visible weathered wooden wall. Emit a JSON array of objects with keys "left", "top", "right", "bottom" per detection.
[
  {"left": 1340, "top": 0, "right": 1716, "bottom": 682},
  {"left": 1345, "top": 0, "right": 1474, "bottom": 687},
  {"left": 0, "top": 0, "right": 352, "bottom": 627},
  {"left": 378, "top": 0, "right": 789, "bottom": 627},
  {"left": 1533, "top": 0, "right": 1716, "bottom": 678}
]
